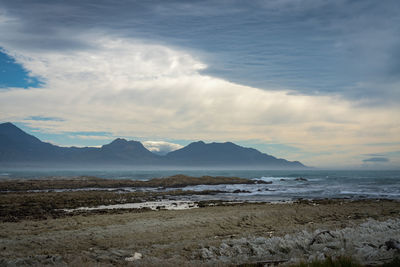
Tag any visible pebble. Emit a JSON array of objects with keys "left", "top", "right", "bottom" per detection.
[{"left": 125, "top": 252, "right": 142, "bottom": 261}]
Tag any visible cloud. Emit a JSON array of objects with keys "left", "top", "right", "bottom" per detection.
[
  {"left": 71, "top": 135, "right": 112, "bottom": 141},
  {"left": 363, "top": 157, "right": 390, "bottom": 163},
  {"left": 142, "top": 141, "right": 183, "bottom": 155},
  {"left": 0, "top": 34, "right": 399, "bottom": 167},
  {"left": 1, "top": 0, "right": 399, "bottom": 105},
  {"left": 0, "top": 1, "right": 399, "bottom": 168}
]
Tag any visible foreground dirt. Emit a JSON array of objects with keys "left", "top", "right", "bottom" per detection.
[{"left": 1, "top": 199, "right": 399, "bottom": 266}]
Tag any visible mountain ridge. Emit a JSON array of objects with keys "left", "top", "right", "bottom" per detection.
[{"left": 0, "top": 122, "right": 306, "bottom": 169}]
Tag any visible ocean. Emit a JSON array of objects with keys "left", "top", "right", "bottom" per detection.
[{"left": 1, "top": 169, "right": 399, "bottom": 202}]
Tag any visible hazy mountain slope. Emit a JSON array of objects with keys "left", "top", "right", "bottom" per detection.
[
  {"left": 0, "top": 122, "right": 305, "bottom": 168},
  {"left": 166, "top": 141, "right": 304, "bottom": 168}
]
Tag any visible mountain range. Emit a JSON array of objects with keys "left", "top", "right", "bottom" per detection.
[{"left": 0, "top": 122, "right": 305, "bottom": 169}]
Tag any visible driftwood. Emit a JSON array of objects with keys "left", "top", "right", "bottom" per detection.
[{"left": 309, "top": 230, "right": 335, "bottom": 246}]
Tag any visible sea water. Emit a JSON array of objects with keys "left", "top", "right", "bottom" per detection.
[{"left": 1, "top": 169, "right": 399, "bottom": 201}]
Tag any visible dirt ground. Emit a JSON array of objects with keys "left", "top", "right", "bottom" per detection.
[{"left": 1, "top": 199, "right": 399, "bottom": 266}]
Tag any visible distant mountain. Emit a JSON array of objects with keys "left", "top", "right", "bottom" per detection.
[
  {"left": 91, "top": 138, "right": 161, "bottom": 164},
  {"left": 0, "top": 122, "right": 60, "bottom": 162},
  {"left": 165, "top": 141, "right": 304, "bottom": 168},
  {"left": 0, "top": 122, "right": 305, "bottom": 168},
  {"left": 0, "top": 123, "right": 160, "bottom": 165}
]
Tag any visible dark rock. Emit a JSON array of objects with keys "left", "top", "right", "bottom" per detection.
[
  {"left": 233, "top": 189, "right": 251, "bottom": 193},
  {"left": 295, "top": 177, "right": 308, "bottom": 182},
  {"left": 255, "top": 180, "right": 272, "bottom": 184},
  {"left": 385, "top": 239, "right": 400, "bottom": 251}
]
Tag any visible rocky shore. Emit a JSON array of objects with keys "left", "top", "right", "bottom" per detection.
[
  {"left": 0, "top": 175, "right": 267, "bottom": 222},
  {"left": 0, "top": 176, "right": 400, "bottom": 266},
  {"left": 0, "top": 174, "right": 267, "bottom": 191}
]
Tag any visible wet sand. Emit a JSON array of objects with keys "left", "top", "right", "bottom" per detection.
[{"left": 1, "top": 177, "right": 400, "bottom": 266}]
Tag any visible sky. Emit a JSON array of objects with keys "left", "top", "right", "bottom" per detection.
[{"left": 0, "top": 0, "right": 399, "bottom": 168}]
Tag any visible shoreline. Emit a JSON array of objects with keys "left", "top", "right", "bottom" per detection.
[
  {"left": 1, "top": 175, "right": 400, "bottom": 265},
  {"left": 0, "top": 174, "right": 269, "bottom": 192},
  {"left": 1, "top": 175, "right": 397, "bottom": 223}
]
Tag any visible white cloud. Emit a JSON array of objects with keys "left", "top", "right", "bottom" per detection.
[
  {"left": 142, "top": 141, "right": 183, "bottom": 155},
  {"left": 0, "top": 34, "right": 399, "bottom": 167}
]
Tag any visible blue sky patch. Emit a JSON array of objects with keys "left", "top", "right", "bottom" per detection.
[
  {"left": 27, "top": 116, "right": 65, "bottom": 122},
  {"left": 0, "top": 50, "right": 42, "bottom": 89}
]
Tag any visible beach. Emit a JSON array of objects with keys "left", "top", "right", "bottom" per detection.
[{"left": 1, "top": 176, "right": 400, "bottom": 266}]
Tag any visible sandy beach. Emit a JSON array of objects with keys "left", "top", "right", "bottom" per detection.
[{"left": 1, "top": 176, "right": 400, "bottom": 266}]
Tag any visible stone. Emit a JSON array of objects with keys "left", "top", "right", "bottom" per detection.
[{"left": 125, "top": 252, "right": 142, "bottom": 261}]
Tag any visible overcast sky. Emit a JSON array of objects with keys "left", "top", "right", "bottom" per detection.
[{"left": 0, "top": 0, "right": 399, "bottom": 168}]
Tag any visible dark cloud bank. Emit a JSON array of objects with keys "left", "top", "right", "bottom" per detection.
[{"left": 1, "top": 0, "right": 400, "bottom": 104}]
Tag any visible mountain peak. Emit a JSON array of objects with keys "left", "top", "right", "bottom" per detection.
[
  {"left": 0, "top": 122, "right": 22, "bottom": 131},
  {"left": 103, "top": 138, "right": 144, "bottom": 149},
  {"left": 192, "top": 141, "right": 205, "bottom": 145},
  {"left": 166, "top": 140, "right": 305, "bottom": 168},
  {"left": 189, "top": 141, "right": 237, "bottom": 146},
  {"left": 0, "top": 122, "right": 15, "bottom": 127},
  {"left": 0, "top": 122, "right": 42, "bottom": 145},
  {"left": 109, "top": 138, "right": 129, "bottom": 145},
  {"left": 99, "top": 138, "right": 158, "bottom": 161}
]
